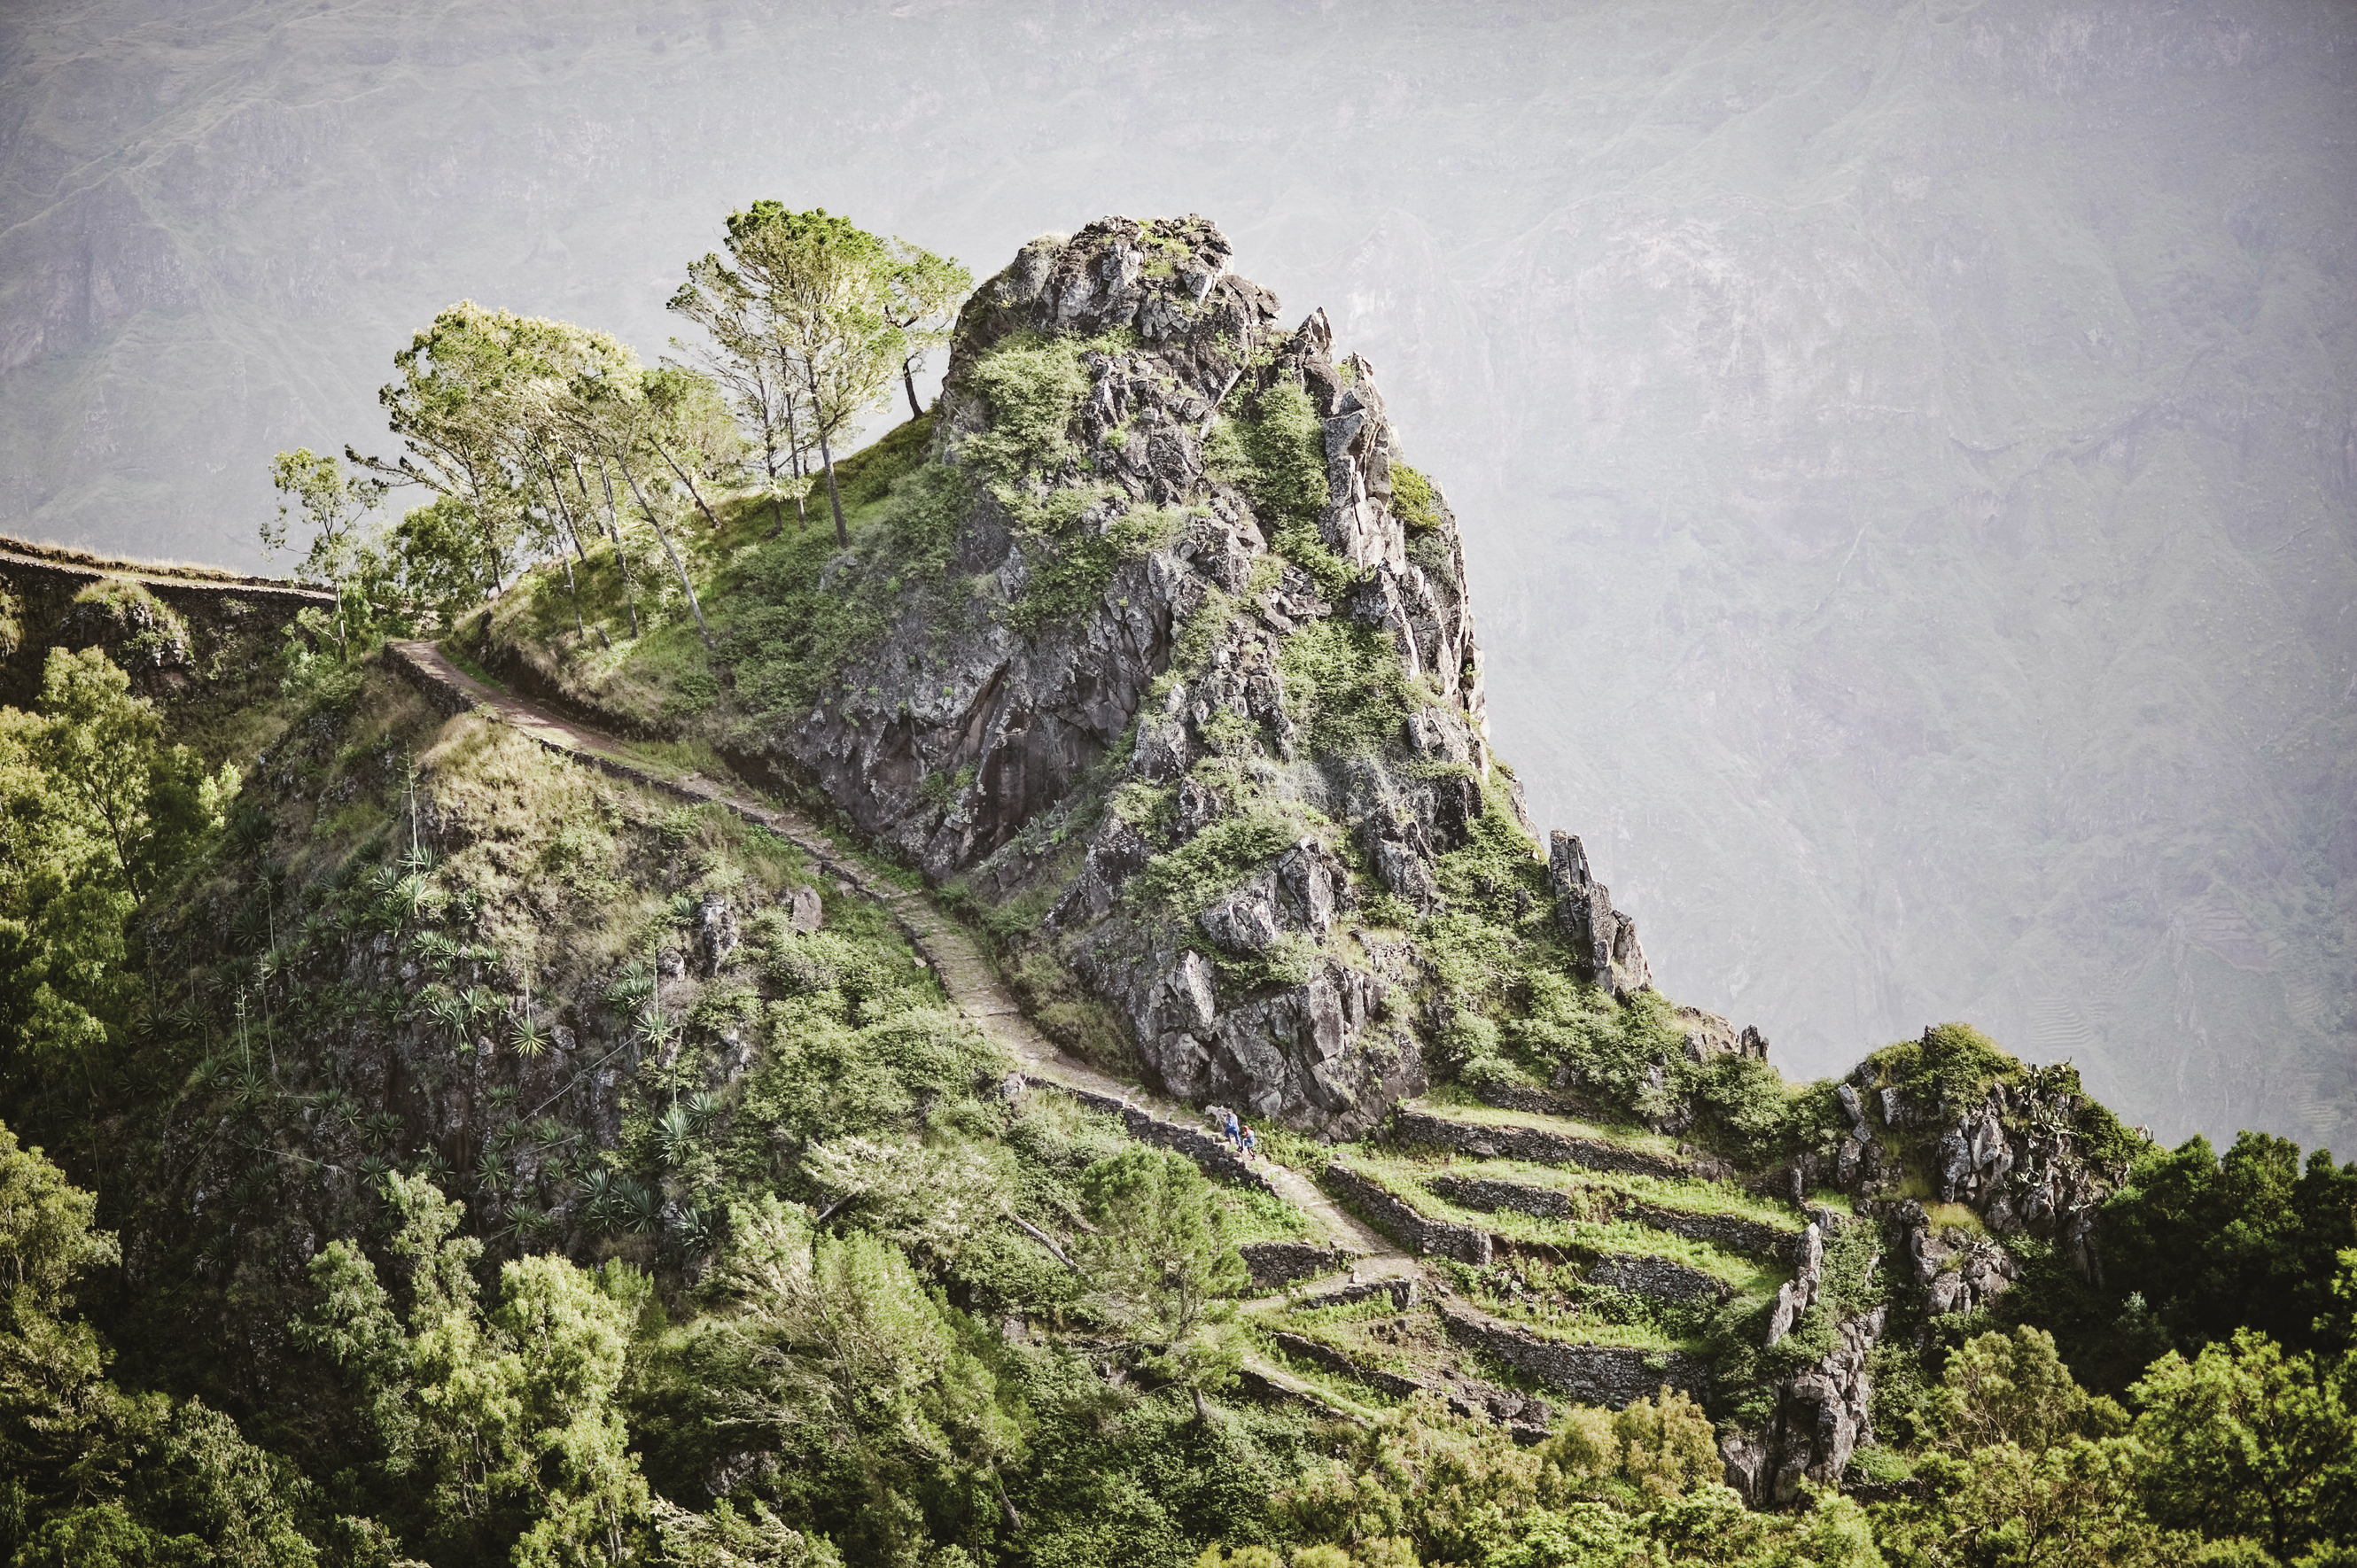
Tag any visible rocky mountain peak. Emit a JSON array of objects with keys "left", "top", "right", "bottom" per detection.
[{"left": 758, "top": 214, "right": 1651, "bottom": 1133}]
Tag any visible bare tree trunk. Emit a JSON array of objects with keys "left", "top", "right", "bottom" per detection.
[
  {"left": 466, "top": 460, "right": 503, "bottom": 601},
  {"left": 903, "top": 353, "right": 922, "bottom": 419},
  {"left": 1006, "top": 1214, "right": 1082, "bottom": 1273},
  {"left": 1190, "top": 1385, "right": 1208, "bottom": 1423},
  {"left": 532, "top": 451, "right": 589, "bottom": 639},
  {"left": 648, "top": 432, "right": 723, "bottom": 530},
  {"left": 817, "top": 424, "right": 848, "bottom": 547},
  {"left": 614, "top": 454, "right": 713, "bottom": 648},
  {"left": 761, "top": 423, "right": 788, "bottom": 539},
  {"left": 588, "top": 453, "right": 640, "bottom": 638},
  {"left": 782, "top": 396, "right": 808, "bottom": 532},
  {"left": 992, "top": 1469, "right": 1023, "bottom": 1533}
]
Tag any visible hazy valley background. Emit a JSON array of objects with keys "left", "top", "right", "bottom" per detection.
[{"left": 2, "top": 0, "right": 2351, "bottom": 1150}]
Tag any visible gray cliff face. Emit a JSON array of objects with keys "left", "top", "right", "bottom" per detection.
[{"left": 764, "top": 215, "right": 1645, "bottom": 1133}]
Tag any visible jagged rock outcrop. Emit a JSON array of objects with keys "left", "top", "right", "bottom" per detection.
[
  {"left": 1723, "top": 1307, "right": 1886, "bottom": 1506},
  {"left": 751, "top": 215, "right": 1640, "bottom": 1136},
  {"left": 1726, "top": 1217, "right": 1887, "bottom": 1505},
  {"left": 1672, "top": 1004, "right": 1769, "bottom": 1064},
  {"left": 1785, "top": 1038, "right": 2123, "bottom": 1285},
  {"left": 1548, "top": 832, "right": 1651, "bottom": 997},
  {"left": 1890, "top": 1199, "right": 2022, "bottom": 1316}
]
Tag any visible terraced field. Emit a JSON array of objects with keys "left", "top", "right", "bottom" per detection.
[{"left": 1240, "top": 1093, "right": 1831, "bottom": 1419}]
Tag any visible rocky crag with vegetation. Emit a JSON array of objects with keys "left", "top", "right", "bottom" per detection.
[{"left": 0, "top": 213, "right": 2351, "bottom": 1568}]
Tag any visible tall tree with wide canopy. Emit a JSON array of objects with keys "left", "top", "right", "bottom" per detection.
[
  {"left": 347, "top": 301, "right": 548, "bottom": 602},
  {"left": 669, "top": 255, "right": 812, "bottom": 537},
  {"left": 681, "top": 205, "right": 920, "bottom": 547},
  {"left": 527, "top": 353, "right": 745, "bottom": 649},
  {"left": 881, "top": 239, "right": 972, "bottom": 420},
  {"left": 1069, "top": 1148, "right": 1249, "bottom": 1422}
]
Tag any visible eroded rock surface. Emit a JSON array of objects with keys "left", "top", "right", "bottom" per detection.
[{"left": 760, "top": 215, "right": 1641, "bottom": 1135}]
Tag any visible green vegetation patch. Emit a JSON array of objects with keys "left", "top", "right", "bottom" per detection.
[
  {"left": 1278, "top": 618, "right": 1415, "bottom": 757},
  {"left": 1390, "top": 461, "right": 1445, "bottom": 532}
]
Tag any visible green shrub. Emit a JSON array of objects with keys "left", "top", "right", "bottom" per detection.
[
  {"left": 1389, "top": 462, "right": 1445, "bottom": 532},
  {"left": 1866, "top": 1022, "right": 2022, "bottom": 1120},
  {"left": 1129, "top": 812, "right": 1299, "bottom": 917},
  {"left": 956, "top": 332, "right": 1090, "bottom": 486},
  {"left": 1276, "top": 620, "right": 1412, "bottom": 757},
  {"left": 1008, "top": 502, "right": 1187, "bottom": 635}
]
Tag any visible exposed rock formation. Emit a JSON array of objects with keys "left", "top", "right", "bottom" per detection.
[
  {"left": 750, "top": 215, "right": 1642, "bottom": 1137},
  {"left": 1548, "top": 832, "right": 1652, "bottom": 997},
  {"left": 1724, "top": 1307, "right": 1886, "bottom": 1506},
  {"left": 1672, "top": 1004, "right": 1769, "bottom": 1064}
]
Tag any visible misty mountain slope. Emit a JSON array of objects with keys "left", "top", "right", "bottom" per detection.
[{"left": 1, "top": 0, "right": 2351, "bottom": 1147}]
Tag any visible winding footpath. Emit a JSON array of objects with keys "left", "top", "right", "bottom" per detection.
[{"left": 385, "top": 641, "right": 1414, "bottom": 1296}]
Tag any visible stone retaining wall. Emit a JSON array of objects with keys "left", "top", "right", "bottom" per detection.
[
  {"left": 1241, "top": 1239, "right": 1357, "bottom": 1290},
  {"left": 1394, "top": 1107, "right": 1690, "bottom": 1181},
  {"left": 1044, "top": 1079, "right": 1280, "bottom": 1196},
  {"left": 1297, "top": 1276, "right": 1420, "bottom": 1313},
  {"left": 1586, "top": 1252, "right": 1727, "bottom": 1305},
  {"left": 1268, "top": 1331, "right": 1426, "bottom": 1398},
  {"left": 1427, "top": 1173, "right": 1797, "bottom": 1260},
  {"left": 1438, "top": 1302, "right": 1707, "bottom": 1408},
  {"left": 0, "top": 544, "right": 331, "bottom": 709},
  {"left": 1323, "top": 1162, "right": 1492, "bottom": 1264}
]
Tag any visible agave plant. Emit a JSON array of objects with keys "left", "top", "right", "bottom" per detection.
[
  {"left": 475, "top": 1149, "right": 511, "bottom": 1195},
  {"left": 422, "top": 990, "right": 469, "bottom": 1047},
  {"left": 634, "top": 1003, "right": 681, "bottom": 1055},
  {"left": 510, "top": 1013, "right": 552, "bottom": 1058},
  {"left": 616, "top": 1177, "right": 662, "bottom": 1235},
  {"left": 513, "top": 1203, "right": 556, "bottom": 1241},
  {"left": 388, "top": 873, "right": 437, "bottom": 927},
  {"left": 183, "top": 1056, "right": 224, "bottom": 1097},
  {"left": 413, "top": 1148, "right": 454, "bottom": 1186},
  {"left": 356, "top": 1153, "right": 394, "bottom": 1185},
  {"left": 409, "top": 930, "right": 463, "bottom": 973},
  {"left": 163, "top": 1000, "right": 212, "bottom": 1044},
  {"left": 362, "top": 1109, "right": 401, "bottom": 1148},
  {"left": 231, "top": 1063, "right": 271, "bottom": 1113},
  {"left": 457, "top": 986, "right": 501, "bottom": 1032},
  {"left": 671, "top": 1205, "right": 721, "bottom": 1255},
  {"left": 684, "top": 1091, "right": 727, "bottom": 1137},
  {"left": 486, "top": 1083, "right": 520, "bottom": 1109},
  {"left": 656, "top": 1103, "right": 697, "bottom": 1168},
  {"left": 579, "top": 1168, "right": 618, "bottom": 1230},
  {"left": 603, "top": 959, "right": 655, "bottom": 1015},
  {"left": 530, "top": 1115, "right": 570, "bottom": 1149}
]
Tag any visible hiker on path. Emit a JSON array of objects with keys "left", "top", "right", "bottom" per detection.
[
  {"left": 1241, "top": 1124, "right": 1260, "bottom": 1161},
  {"left": 1221, "top": 1108, "right": 1241, "bottom": 1149}
]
